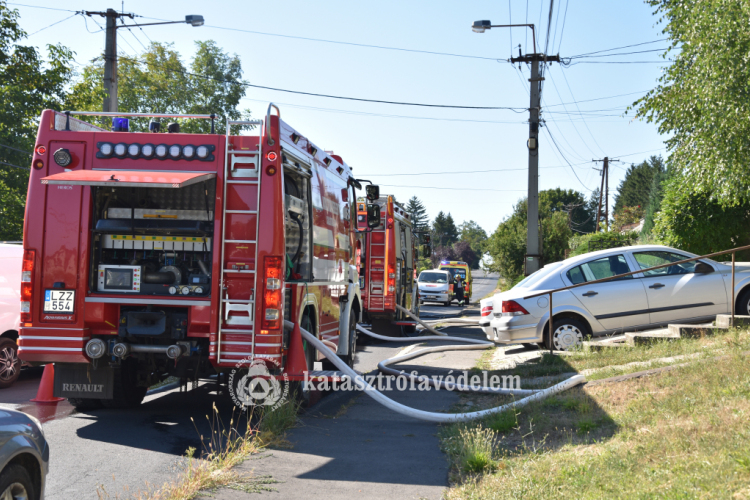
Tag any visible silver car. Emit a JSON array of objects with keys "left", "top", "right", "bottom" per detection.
[
  {"left": 488, "top": 245, "right": 750, "bottom": 350},
  {"left": 0, "top": 409, "right": 48, "bottom": 499},
  {"left": 418, "top": 270, "right": 452, "bottom": 306}
]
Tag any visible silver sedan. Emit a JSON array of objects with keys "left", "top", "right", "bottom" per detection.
[
  {"left": 488, "top": 245, "right": 750, "bottom": 350},
  {"left": 0, "top": 408, "right": 48, "bottom": 499}
]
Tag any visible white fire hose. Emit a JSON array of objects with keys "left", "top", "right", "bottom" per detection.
[{"left": 284, "top": 320, "right": 586, "bottom": 423}]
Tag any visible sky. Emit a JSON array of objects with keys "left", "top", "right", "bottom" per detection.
[{"left": 8, "top": 0, "right": 669, "bottom": 236}]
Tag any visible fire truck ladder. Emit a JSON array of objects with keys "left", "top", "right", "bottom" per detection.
[{"left": 217, "top": 119, "right": 264, "bottom": 364}]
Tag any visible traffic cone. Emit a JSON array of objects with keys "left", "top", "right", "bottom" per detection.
[{"left": 30, "top": 364, "right": 65, "bottom": 404}]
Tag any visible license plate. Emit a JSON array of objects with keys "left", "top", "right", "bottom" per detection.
[{"left": 44, "top": 290, "right": 75, "bottom": 313}]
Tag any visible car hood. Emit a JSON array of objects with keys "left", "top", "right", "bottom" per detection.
[{"left": 418, "top": 283, "right": 449, "bottom": 290}]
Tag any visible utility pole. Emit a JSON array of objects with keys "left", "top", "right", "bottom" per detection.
[
  {"left": 84, "top": 10, "right": 204, "bottom": 114},
  {"left": 593, "top": 157, "right": 618, "bottom": 232},
  {"left": 511, "top": 50, "right": 559, "bottom": 275}
]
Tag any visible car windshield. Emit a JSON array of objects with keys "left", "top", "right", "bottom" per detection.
[
  {"left": 443, "top": 268, "right": 467, "bottom": 279},
  {"left": 513, "top": 262, "right": 562, "bottom": 289},
  {"left": 419, "top": 272, "right": 448, "bottom": 283}
]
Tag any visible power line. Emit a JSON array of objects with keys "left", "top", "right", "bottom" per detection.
[
  {"left": 0, "top": 144, "right": 32, "bottom": 155},
  {"left": 0, "top": 161, "right": 30, "bottom": 170},
  {"left": 556, "top": 0, "right": 569, "bottom": 53},
  {"left": 359, "top": 162, "right": 592, "bottom": 177},
  {"left": 6, "top": 2, "right": 77, "bottom": 12},
  {"left": 27, "top": 12, "right": 79, "bottom": 36},
  {"left": 569, "top": 38, "right": 668, "bottom": 58},
  {"left": 543, "top": 126, "right": 594, "bottom": 191},
  {"left": 379, "top": 184, "right": 525, "bottom": 192},
  {"left": 556, "top": 68, "right": 607, "bottom": 154},
  {"left": 570, "top": 48, "right": 668, "bottom": 59}
]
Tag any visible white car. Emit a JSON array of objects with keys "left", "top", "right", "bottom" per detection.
[
  {"left": 479, "top": 296, "right": 493, "bottom": 339},
  {"left": 417, "top": 270, "right": 452, "bottom": 306},
  {"left": 488, "top": 245, "right": 750, "bottom": 350}
]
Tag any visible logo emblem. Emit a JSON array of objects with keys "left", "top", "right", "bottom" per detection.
[{"left": 228, "top": 357, "right": 289, "bottom": 410}]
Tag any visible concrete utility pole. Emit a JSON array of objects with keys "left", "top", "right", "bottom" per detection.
[
  {"left": 472, "top": 20, "right": 560, "bottom": 274},
  {"left": 84, "top": 10, "right": 204, "bottom": 114},
  {"left": 511, "top": 51, "right": 559, "bottom": 275}
]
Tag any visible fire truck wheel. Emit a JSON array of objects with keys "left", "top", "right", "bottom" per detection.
[
  {"left": 338, "top": 313, "right": 357, "bottom": 369},
  {"left": 101, "top": 359, "right": 147, "bottom": 409},
  {"left": 68, "top": 398, "right": 103, "bottom": 411},
  {"left": 0, "top": 337, "right": 21, "bottom": 389}
]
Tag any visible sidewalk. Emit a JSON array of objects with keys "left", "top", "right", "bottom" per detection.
[{"left": 199, "top": 325, "right": 486, "bottom": 500}]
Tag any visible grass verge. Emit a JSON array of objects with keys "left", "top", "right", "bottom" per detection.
[
  {"left": 100, "top": 397, "right": 301, "bottom": 500},
  {"left": 441, "top": 328, "right": 750, "bottom": 498}
]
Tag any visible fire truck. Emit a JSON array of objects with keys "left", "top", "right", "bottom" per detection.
[
  {"left": 18, "top": 105, "right": 378, "bottom": 408},
  {"left": 355, "top": 195, "right": 419, "bottom": 336}
]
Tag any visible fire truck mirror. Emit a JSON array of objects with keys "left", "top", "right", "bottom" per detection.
[
  {"left": 423, "top": 245, "right": 432, "bottom": 258},
  {"left": 366, "top": 184, "right": 379, "bottom": 201},
  {"left": 366, "top": 204, "right": 381, "bottom": 229}
]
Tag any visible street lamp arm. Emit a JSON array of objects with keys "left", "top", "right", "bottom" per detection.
[
  {"left": 488, "top": 24, "right": 536, "bottom": 54},
  {"left": 118, "top": 20, "right": 186, "bottom": 28}
]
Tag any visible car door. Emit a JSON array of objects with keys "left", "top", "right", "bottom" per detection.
[
  {"left": 631, "top": 250, "right": 728, "bottom": 324},
  {"left": 566, "top": 253, "right": 651, "bottom": 332}
]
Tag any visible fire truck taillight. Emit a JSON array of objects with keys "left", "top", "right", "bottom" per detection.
[
  {"left": 262, "top": 256, "right": 283, "bottom": 330},
  {"left": 387, "top": 266, "right": 395, "bottom": 293},
  {"left": 20, "top": 250, "right": 35, "bottom": 323},
  {"left": 33, "top": 159, "right": 43, "bottom": 169},
  {"left": 35, "top": 145, "right": 46, "bottom": 155},
  {"left": 266, "top": 151, "right": 278, "bottom": 161}
]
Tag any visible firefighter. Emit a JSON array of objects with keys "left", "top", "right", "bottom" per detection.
[{"left": 453, "top": 274, "right": 465, "bottom": 306}]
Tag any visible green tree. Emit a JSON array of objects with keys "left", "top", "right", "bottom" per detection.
[
  {"left": 0, "top": 2, "right": 74, "bottom": 240},
  {"left": 67, "top": 41, "right": 251, "bottom": 134},
  {"left": 634, "top": 1, "right": 750, "bottom": 206},
  {"left": 653, "top": 176, "right": 750, "bottom": 258},
  {"left": 432, "top": 211, "right": 459, "bottom": 247},
  {"left": 641, "top": 166, "right": 669, "bottom": 235},
  {"left": 405, "top": 196, "right": 428, "bottom": 232},
  {"left": 458, "top": 220, "right": 488, "bottom": 268},
  {"left": 613, "top": 156, "right": 664, "bottom": 214},
  {"left": 485, "top": 191, "right": 573, "bottom": 280}
]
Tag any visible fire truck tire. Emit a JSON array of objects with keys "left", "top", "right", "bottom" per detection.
[
  {"left": 101, "top": 359, "right": 147, "bottom": 409},
  {"left": 338, "top": 313, "right": 357, "bottom": 369},
  {"left": 0, "top": 337, "right": 21, "bottom": 389},
  {"left": 67, "top": 397, "right": 103, "bottom": 411}
]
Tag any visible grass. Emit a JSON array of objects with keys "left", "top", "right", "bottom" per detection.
[
  {"left": 440, "top": 327, "right": 750, "bottom": 499},
  {"left": 96, "top": 397, "right": 300, "bottom": 500}
]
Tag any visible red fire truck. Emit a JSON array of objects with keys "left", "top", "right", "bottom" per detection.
[
  {"left": 356, "top": 195, "right": 419, "bottom": 335},
  {"left": 19, "top": 105, "right": 377, "bottom": 408}
]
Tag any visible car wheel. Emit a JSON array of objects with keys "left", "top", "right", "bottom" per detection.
[
  {"left": 0, "top": 464, "right": 36, "bottom": 500},
  {"left": 544, "top": 318, "right": 586, "bottom": 351},
  {"left": 0, "top": 337, "right": 21, "bottom": 389},
  {"left": 737, "top": 288, "right": 750, "bottom": 316}
]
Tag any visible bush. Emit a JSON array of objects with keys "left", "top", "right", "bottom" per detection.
[{"left": 568, "top": 231, "right": 639, "bottom": 257}]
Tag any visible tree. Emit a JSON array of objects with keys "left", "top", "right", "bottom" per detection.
[
  {"left": 634, "top": 1, "right": 750, "bottom": 206},
  {"left": 405, "top": 196, "right": 429, "bottom": 232},
  {"left": 612, "top": 206, "right": 645, "bottom": 232},
  {"left": 485, "top": 191, "right": 573, "bottom": 281},
  {"left": 67, "top": 41, "right": 252, "bottom": 134},
  {"left": 452, "top": 241, "right": 478, "bottom": 269},
  {"left": 653, "top": 176, "right": 750, "bottom": 259},
  {"left": 613, "top": 156, "right": 664, "bottom": 214},
  {"left": 641, "top": 166, "right": 669, "bottom": 235},
  {"left": 0, "top": 2, "right": 74, "bottom": 240},
  {"left": 432, "top": 211, "right": 459, "bottom": 247},
  {"left": 458, "top": 220, "right": 487, "bottom": 268}
]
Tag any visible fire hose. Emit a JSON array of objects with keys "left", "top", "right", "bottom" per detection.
[{"left": 283, "top": 320, "right": 586, "bottom": 423}]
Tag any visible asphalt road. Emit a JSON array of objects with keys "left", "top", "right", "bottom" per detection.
[{"left": 0, "top": 289, "right": 497, "bottom": 499}]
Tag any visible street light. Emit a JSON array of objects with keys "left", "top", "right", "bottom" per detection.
[
  {"left": 471, "top": 20, "right": 491, "bottom": 33},
  {"left": 85, "top": 9, "right": 205, "bottom": 113}
]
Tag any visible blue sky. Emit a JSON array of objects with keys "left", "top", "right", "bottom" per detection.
[{"left": 10, "top": 0, "right": 669, "bottom": 235}]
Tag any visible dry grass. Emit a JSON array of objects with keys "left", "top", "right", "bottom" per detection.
[
  {"left": 442, "top": 328, "right": 750, "bottom": 499},
  {"left": 96, "top": 398, "right": 300, "bottom": 500}
]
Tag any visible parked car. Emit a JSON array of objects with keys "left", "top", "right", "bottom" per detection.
[
  {"left": 0, "top": 408, "right": 48, "bottom": 500},
  {"left": 488, "top": 245, "right": 750, "bottom": 350},
  {"left": 479, "top": 296, "right": 493, "bottom": 338},
  {"left": 417, "top": 270, "right": 453, "bottom": 306},
  {"left": 0, "top": 244, "right": 22, "bottom": 389}
]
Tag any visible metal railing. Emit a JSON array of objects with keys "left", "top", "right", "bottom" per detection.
[{"left": 522, "top": 243, "right": 750, "bottom": 355}]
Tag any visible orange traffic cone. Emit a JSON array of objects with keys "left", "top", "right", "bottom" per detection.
[{"left": 30, "top": 364, "right": 65, "bottom": 404}]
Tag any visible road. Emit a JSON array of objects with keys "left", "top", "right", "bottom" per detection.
[{"left": 0, "top": 280, "right": 498, "bottom": 499}]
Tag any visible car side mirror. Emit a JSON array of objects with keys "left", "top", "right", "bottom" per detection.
[
  {"left": 366, "top": 184, "right": 380, "bottom": 201},
  {"left": 422, "top": 245, "right": 431, "bottom": 258},
  {"left": 367, "top": 204, "right": 381, "bottom": 228},
  {"left": 694, "top": 262, "right": 713, "bottom": 274}
]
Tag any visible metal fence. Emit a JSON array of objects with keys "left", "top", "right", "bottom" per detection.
[{"left": 523, "top": 243, "right": 750, "bottom": 355}]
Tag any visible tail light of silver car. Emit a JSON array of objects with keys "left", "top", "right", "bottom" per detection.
[
  {"left": 501, "top": 300, "right": 529, "bottom": 316},
  {"left": 481, "top": 305, "right": 493, "bottom": 317}
]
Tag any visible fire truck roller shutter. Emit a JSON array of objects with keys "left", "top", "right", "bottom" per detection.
[{"left": 283, "top": 156, "right": 312, "bottom": 279}]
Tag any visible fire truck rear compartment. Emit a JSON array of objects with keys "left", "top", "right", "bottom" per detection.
[
  {"left": 89, "top": 180, "right": 216, "bottom": 296},
  {"left": 283, "top": 159, "right": 312, "bottom": 279}
]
